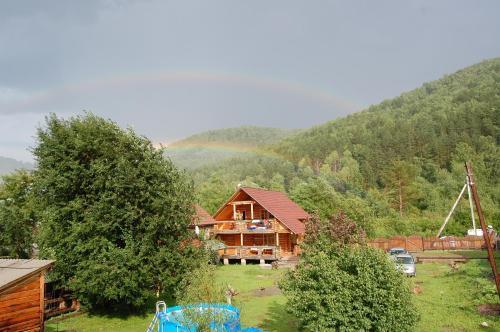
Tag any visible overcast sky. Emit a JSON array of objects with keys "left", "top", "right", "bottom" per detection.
[{"left": 1, "top": 0, "right": 499, "bottom": 161}]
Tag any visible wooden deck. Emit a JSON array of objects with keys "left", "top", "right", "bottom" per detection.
[
  {"left": 211, "top": 219, "right": 289, "bottom": 235},
  {"left": 218, "top": 245, "right": 281, "bottom": 260},
  {"left": 212, "top": 229, "right": 288, "bottom": 234}
]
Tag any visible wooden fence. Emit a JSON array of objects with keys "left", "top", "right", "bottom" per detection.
[
  {"left": 368, "top": 235, "right": 487, "bottom": 252},
  {"left": 44, "top": 282, "right": 80, "bottom": 319}
]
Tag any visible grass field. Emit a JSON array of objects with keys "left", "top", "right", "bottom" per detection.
[{"left": 46, "top": 252, "right": 499, "bottom": 331}]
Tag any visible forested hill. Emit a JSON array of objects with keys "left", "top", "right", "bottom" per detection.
[
  {"left": 0, "top": 156, "right": 34, "bottom": 176},
  {"left": 272, "top": 58, "right": 500, "bottom": 185},
  {"left": 193, "top": 58, "right": 500, "bottom": 237},
  {"left": 166, "top": 126, "right": 297, "bottom": 169},
  {"left": 171, "top": 126, "right": 297, "bottom": 148}
]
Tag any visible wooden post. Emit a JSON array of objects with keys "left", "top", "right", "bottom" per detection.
[
  {"left": 233, "top": 204, "right": 236, "bottom": 220},
  {"left": 466, "top": 161, "right": 500, "bottom": 298},
  {"left": 275, "top": 233, "right": 279, "bottom": 246},
  {"left": 240, "top": 233, "right": 243, "bottom": 246},
  {"left": 250, "top": 203, "right": 254, "bottom": 220},
  {"left": 40, "top": 272, "right": 45, "bottom": 332}
]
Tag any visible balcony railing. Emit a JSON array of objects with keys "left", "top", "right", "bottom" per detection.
[
  {"left": 218, "top": 245, "right": 280, "bottom": 260},
  {"left": 212, "top": 219, "right": 277, "bottom": 234}
]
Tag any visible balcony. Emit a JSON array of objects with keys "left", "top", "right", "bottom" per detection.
[
  {"left": 218, "top": 245, "right": 280, "bottom": 260},
  {"left": 212, "top": 219, "right": 277, "bottom": 234}
]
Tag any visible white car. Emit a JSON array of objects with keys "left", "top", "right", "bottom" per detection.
[{"left": 395, "top": 254, "right": 416, "bottom": 277}]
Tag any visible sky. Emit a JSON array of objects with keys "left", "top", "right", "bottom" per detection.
[{"left": 1, "top": 0, "right": 499, "bottom": 161}]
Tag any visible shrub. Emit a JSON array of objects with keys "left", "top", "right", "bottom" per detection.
[
  {"left": 175, "top": 265, "right": 228, "bottom": 332},
  {"left": 280, "top": 213, "right": 418, "bottom": 331},
  {"left": 203, "top": 239, "right": 226, "bottom": 265}
]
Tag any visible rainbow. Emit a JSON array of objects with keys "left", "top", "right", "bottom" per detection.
[
  {"left": 159, "top": 138, "right": 301, "bottom": 166},
  {"left": 164, "top": 141, "right": 283, "bottom": 159},
  {"left": 5, "top": 70, "right": 360, "bottom": 114}
]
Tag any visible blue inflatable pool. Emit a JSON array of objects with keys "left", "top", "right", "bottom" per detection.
[{"left": 147, "top": 302, "right": 262, "bottom": 332}]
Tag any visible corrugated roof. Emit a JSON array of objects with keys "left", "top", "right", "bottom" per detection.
[
  {"left": 240, "top": 187, "right": 309, "bottom": 234},
  {"left": 194, "top": 205, "right": 216, "bottom": 226},
  {"left": 0, "top": 259, "right": 54, "bottom": 293}
]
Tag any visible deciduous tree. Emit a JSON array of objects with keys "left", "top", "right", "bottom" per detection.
[
  {"left": 34, "top": 113, "right": 201, "bottom": 310},
  {"left": 0, "top": 170, "right": 36, "bottom": 258}
]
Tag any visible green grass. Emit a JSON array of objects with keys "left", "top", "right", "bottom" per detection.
[
  {"left": 45, "top": 313, "right": 151, "bottom": 332},
  {"left": 215, "top": 265, "right": 297, "bottom": 331},
  {"left": 46, "top": 256, "right": 499, "bottom": 331},
  {"left": 416, "top": 249, "right": 491, "bottom": 258},
  {"left": 413, "top": 261, "right": 499, "bottom": 331}
]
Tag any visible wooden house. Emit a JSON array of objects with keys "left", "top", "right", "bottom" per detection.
[
  {"left": 0, "top": 259, "right": 54, "bottom": 332},
  {"left": 210, "top": 187, "right": 309, "bottom": 263}
]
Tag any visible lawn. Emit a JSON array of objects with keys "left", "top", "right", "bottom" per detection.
[{"left": 46, "top": 255, "right": 499, "bottom": 331}]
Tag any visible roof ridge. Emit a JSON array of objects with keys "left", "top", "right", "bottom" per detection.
[{"left": 240, "top": 186, "right": 287, "bottom": 194}]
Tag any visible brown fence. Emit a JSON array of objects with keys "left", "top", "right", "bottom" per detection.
[
  {"left": 44, "top": 282, "right": 80, "bottom": 319},
  {"left": 368, "top": 235, "right": 487, "bottom": 252}
]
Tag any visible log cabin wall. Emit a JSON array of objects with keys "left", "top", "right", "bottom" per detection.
[
  {"left": 0, "top": 273, "right": 45, "bottom": 332},
  {"left": 242, "top": 234, "right": 276, "bottom": 246},
  {"left": 279, "top": 233, "right": 292, "bottom": 256},
  {"left": 219, "top": 234, "right": 239, "bottom": 246}
]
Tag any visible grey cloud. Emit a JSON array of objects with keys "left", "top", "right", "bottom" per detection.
[{"left": 0, "top": 0, "right": 499, "bottom": 162}]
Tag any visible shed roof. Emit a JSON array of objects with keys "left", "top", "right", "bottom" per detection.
[
  {"left": 215, "top": 187, "right": 309, "bottom": 234},
  {"left": 194, "top": 205, "right": 216, "bottom": 226},
  {"left": 0, "top": 259, "right": 54, "bottom": 294}
]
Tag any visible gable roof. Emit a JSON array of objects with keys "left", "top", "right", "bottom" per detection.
[
  {"left": 194, "top": 205, "right": 216, "bottom": 226},
  {"left": 215, "top": 187, "right": 309, "bottom": 234},
  {"left": 0, "top": 259, "right": 54, "bottom": 294}
]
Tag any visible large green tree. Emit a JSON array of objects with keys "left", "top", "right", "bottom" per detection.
[
  {"left": 34, "top": 113, "right": 201, "bottom": 310},
  {"left": 0, "top": 170, "right": 36, "bottom": 258}
]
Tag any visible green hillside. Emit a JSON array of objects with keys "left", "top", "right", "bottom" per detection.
[
  {"left": 193, "top": 58, "right": 500, "bottom": 237},
  {"left": 273, "top": 58, "right": 500, "bottom": 184},
  {"left": 0, "top": 156, "right": 34, "bottom": 176},
  {"left": 166, "top": 126, "right": 297, "bottom": 169}
]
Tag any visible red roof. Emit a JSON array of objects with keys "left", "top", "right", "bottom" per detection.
[
  {"left": 239, "top": 187, "right": 309, "bottom": 234},
  {"left": 194, "top": 205, "right": 216, "bottom": 226}
]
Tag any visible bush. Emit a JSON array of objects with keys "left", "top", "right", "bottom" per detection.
[
  {"left": 175, "top": 265, "right": 228, "bottom": 332},
  {"left": 280, "top": 213, "right": 418, "bottom": 331},
  {"left": 203, "top": 239, "right": 226, "bottom": 265}
]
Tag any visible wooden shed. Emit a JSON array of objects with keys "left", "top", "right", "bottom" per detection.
[{"left": 0, "top": 259, "right": 54, "bottom": 332}]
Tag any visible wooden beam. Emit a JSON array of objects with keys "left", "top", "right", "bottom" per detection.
[
  {"left": 40, "top": 272, "right": 44, "bottom": 332},
  {"left": 229, "top": 200, "right": 255, "bottom": 205}
]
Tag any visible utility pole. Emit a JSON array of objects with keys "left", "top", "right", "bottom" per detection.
[
  {"left": 436, "top": 183, "right": 467, "bottom": 238},
  {"left": 465, "top": 161, "right": 500, "bottom": 297}
]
